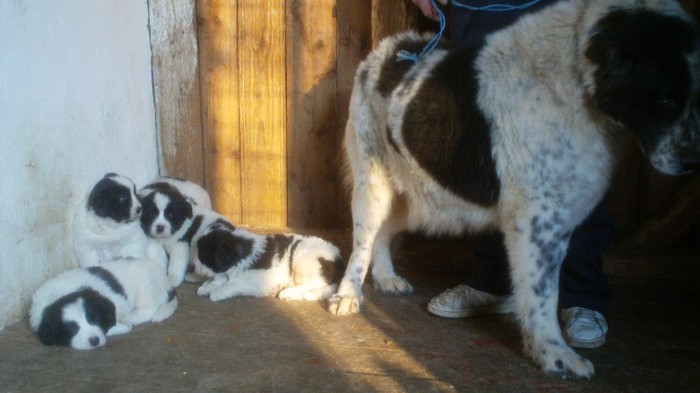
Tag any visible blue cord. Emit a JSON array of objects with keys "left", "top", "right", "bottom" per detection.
[
  {"left": 397, "top": 0, "right": 447, "bottom": 62},
  {"left": 452, "top": 0, "right": 543, "bottom": 12},
  {"left": 396, "top": 0, "right": 543, "bottom": 62}
]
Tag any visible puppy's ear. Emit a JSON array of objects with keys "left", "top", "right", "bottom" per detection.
[
  {"left": 213, "top": 240, "right": 239, "bottom": 272},
  {"left": 87, "top": 178, "right": 111, "bottom": 212},
  {"left": 37, "top": 318, "right": 60, "bottom": 346},
  {"left": 83, "top": 290, "right": 116, "bottom": 333},
  {"left": 178, "top": 197, "right": 193, "bottom": 219}
]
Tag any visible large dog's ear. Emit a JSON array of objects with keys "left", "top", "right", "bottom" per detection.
[{"left": 586, "top": 10, "right": 698, "bottom": 75}]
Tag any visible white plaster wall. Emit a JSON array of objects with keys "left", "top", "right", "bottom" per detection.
[{"left": 0, "top": 1, "right": 160, "bottom": 328}]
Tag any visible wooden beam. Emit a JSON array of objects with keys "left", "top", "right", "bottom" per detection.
[
  {"left": 238, "top": 0, "right": 287, "bottom": 227},
  {"left": 286, "top": 0, "right": 339, "bottom": 229},
  {"left": 336, "top": 0, "right": 372, "bottom": 229},
  {"left": 148, "top": 0, "right": 204, "bottom": 184},
  {"left": 196, "top": 0, "right": 243, "bottom": 222}
]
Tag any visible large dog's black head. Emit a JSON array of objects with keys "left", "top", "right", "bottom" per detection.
[
  {"left": 586, "top": 8, "right": 700, "bottom": 175},
  {"left": 87, "top": 173, "right": 142, "bottom": 223}
]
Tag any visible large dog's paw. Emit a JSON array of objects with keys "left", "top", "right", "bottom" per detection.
[
  {"left": 328, "top": 294, "right": 361, "bottom": 316},
  {"left": 534, "top": 344, "right": 594, "bottom": 380},
  {"left": 372, "top": 275, "right": 413, "bottom": 295}
]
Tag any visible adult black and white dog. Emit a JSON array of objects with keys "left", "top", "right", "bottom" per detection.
[
  {"left": 139, "top": 178, "right": 211, "bottom": 286},
  {"left": 73, "top": 173, "right": 155, "bottom": 267},
  {"left": 330, "top": 0, "right": 700, "bottom": 379},
  {"left": 29, "top": 253, "right": 177, "bottom": 350}
]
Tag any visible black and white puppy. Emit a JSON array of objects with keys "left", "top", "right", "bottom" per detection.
[
  {"left": 193, "top": 217, "right": 344, "bottom": 302},
  {"left": 139, "top": 178, "right": 211, "bottom": 286},
  {"left": 139, "top": 187, "right": 343, "bottom": 301},
  {"left": 73, "top": 173, "right": 155, "bottom": 267},
  {"left": 138, "top": 176, "right": 212, "bottom": 210},
  {"left": 29, "top": 252, "right": 177, "bottom": 350},
  {"left": 332, "top": 0, "right": 700, "bottom": 380}
]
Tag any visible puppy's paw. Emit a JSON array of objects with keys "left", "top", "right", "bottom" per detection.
[
  {"left": 328, "top": 294, "right": 360, "bottom": 316},
  {"left": 167, "top": 274, "right": 184, "bottom": 288},
  {"left": 372, "top": 275, "right": 413, "bottom": 295},
  {"left": 107, "top": 322, "right": 133, "bottom": 336},
  {"left": 208, "top": 290, "right": 230, "bottom": 302}
]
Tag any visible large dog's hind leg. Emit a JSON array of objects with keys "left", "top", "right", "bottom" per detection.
[
  {"left": 329, "top": 160, "right": 395, "bottom": 315},
  {"left": 329, "top": 111, "right": 396, "bottom": 315},
  {"left": 371, "top": 200, "right": 412, "bottom": 295},
  {"left": 505, "top": 211, "right": 595, "bottom": 379}
]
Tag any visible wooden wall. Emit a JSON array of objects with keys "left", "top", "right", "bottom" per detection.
[{"left": 149, "top": 0, "right": 699, "bottom": 255}]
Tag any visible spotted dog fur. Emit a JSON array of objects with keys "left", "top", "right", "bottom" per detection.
[{"left": 330, "top": 0, "right": 700, "bottom": 379}]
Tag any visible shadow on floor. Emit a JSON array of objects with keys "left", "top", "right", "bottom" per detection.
[{"left": 2, "top": 259, "right": 699, "bottom": 393}]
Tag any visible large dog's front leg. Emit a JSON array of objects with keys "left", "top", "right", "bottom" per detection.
[
  {"left": 329, "top": 161, "right": 395, "bottom": 315},
  {"left": 505, "top": 213, "right": 594, "bottom": 379}
]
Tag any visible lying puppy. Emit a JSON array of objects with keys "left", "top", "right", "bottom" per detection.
[
  {"left": 194, "top": 221, "right": 344, "bottom": 302},
  {"left": 333, "top": 0, "right": 700, "bottom": 379},
  {"left": 29, "top": 251, "right": 177, "bottom": 350},
  {"left": 73, "top": 173, "right": 157, "bottom": 267},
  {"left": 138, "top": 176, "right": 212, "bottom": 210},
  {"left": 139, "top": 186, "right": 343, "bottom": 301}
]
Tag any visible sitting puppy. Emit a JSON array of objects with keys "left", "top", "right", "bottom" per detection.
[
  {"left": 73, "top": 173, "right": 157, "bottom": 267},
  {"left": 138, "top": 176, "right": 212, "bottom": 210},
  {"left": 194, "top": 220, "right": 344, "bottom": 302},
  {"left": 29, "top": 251, "right": 177, "bottom": 350},
  {"left": 139, "top": 181, "right": 205, "bottom": 286}
]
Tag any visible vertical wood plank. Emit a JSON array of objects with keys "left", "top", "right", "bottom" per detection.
[
  {"left": 148, "top": 0, "right": 204, "bottom": 184},
  {"left": 371, "top": 0, "right": 418, "bottom": 47},
  {"left": 239, "top": 0, "right": 287, "bottom": 227},
  {"left": 336, "top": 0, "right": 372, "bottom": 229},
  {"left": 196, "top": 0, "right": 243, "bottom": 223},
  {"left": 286, "top": 0, "right": 338, "bottom": 229}
]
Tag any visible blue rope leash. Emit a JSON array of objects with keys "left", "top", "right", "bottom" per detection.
[{"left": 396, "top": 0, "right": 543, "bottom": 62}]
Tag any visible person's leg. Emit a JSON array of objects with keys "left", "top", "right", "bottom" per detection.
[
  {"left": 428, "top": 233, "right": 516, "bottom": 318},
  {"left": 559, "top": 200, "right": 616, "bottom": 348}
]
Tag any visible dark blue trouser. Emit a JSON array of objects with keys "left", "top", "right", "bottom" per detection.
[
  {"left": 466, "top": 201, "right": 615, "bottom": 317},
  {"left": 445, "top": 0, "right": 615, "bottom": 317}
]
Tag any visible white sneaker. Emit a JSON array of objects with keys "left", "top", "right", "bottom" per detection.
[
  {"left": 560, "top": 307, "right": 608, "bottom": 349},
  {"left": 427, "top": 284, "right": 515, "bottom": 318}
]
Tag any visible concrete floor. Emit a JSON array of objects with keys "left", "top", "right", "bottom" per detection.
[{"left": 1, "top": 238, "right": 699, "bottom": 392}]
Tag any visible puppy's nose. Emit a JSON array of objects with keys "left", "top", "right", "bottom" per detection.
[
  {"left": 89, "top": 336, "right": 100, "bottom": 347},
  {"left": 136, "top": 206, "right": 142, "bottom": 215},
  {"left": 156, "top": 224, "right": 165, "bottom": 233}
]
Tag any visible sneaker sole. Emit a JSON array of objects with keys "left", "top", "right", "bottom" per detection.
[{"left": 427, "top": 302, "right": 516, "bottom": 318}]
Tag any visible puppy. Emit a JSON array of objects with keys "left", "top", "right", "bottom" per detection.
[
  {"left": 73, "top": 173, "right": 156, "bottom": 267},
  {"left": 193, "top": 218, "right": 344, "bottom": 302},
  {"left": 138, "top": 176, "right": 212, "bottom": 210},
  {"left": 139, "top": 184, "right": 200, "bottom": 286},
  {"left": 29, "top": 252, "right": 177, "bottom": 350},
  {"left": 332, "top": 0, "right": 700, "bottom": 379}
]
